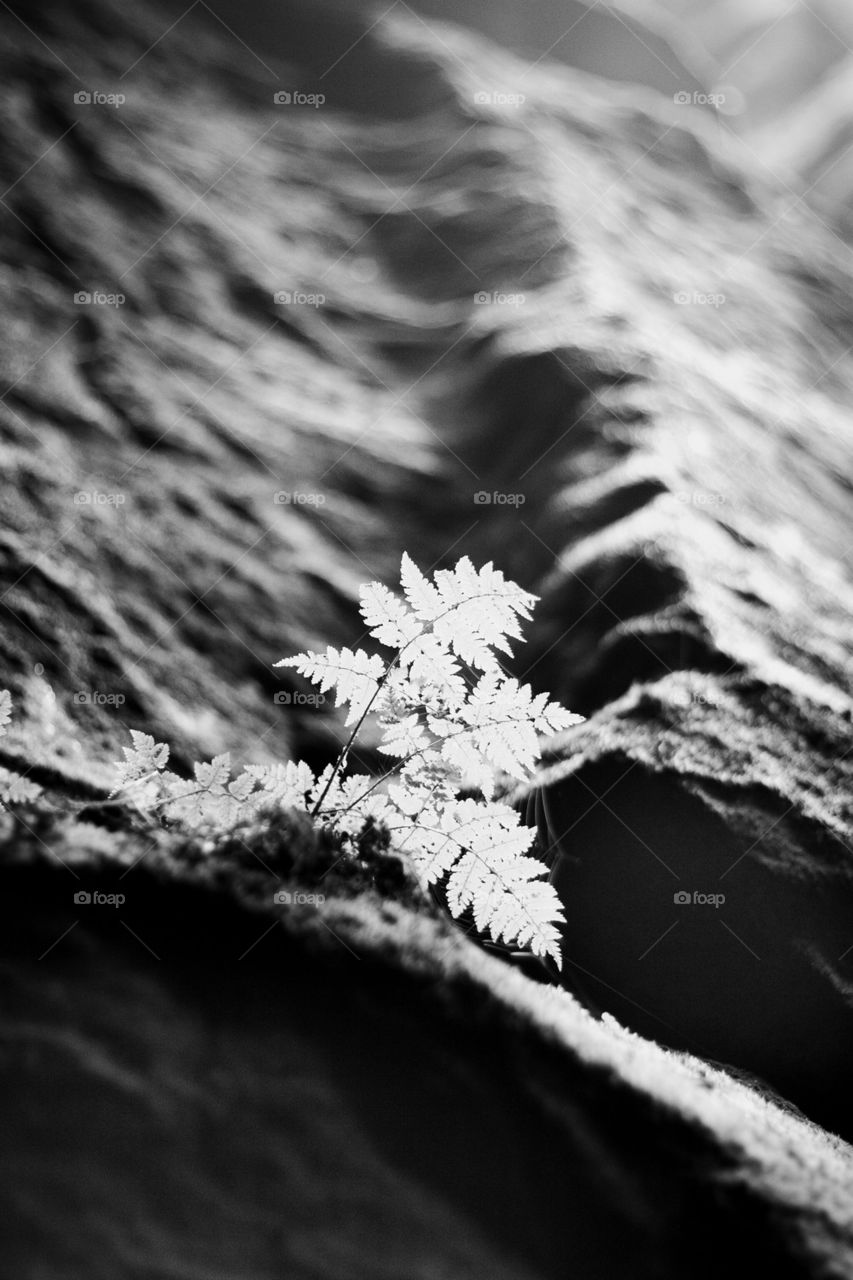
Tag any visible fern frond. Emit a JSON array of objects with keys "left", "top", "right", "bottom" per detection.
[
  {"left": 0, "top": 694, "right": 42, "bottom": 807},
  {"left": 378, "top": 712, "right": 429, "bottom": 759},
  {"left": 112, "top": 731, "right": 170, "bottom": 795},
  {"left": 0, "top": 766, "right": 41, "bottom": 807},
  {"left": 359, "top": 581, "right": 419, "bottom": 650},
  {"left": 327, "top": 773, "right": 393, "bottom": 834},
  {"left": 102, "top": 551, "right": 581, "bottom": 968},
  {"left": 241, "top": 760, "right": 316, "bottom": 811},
  {"left": 401, "top": 553, "right": 535, "bottom": 670},
  {"left": 194, "top": 752, "right": 231, "bottom": 792},
  {"left": 277, "top": 645, "right": 385, "bottom": 726},
  {"left": 390, "top": 798, "right": 563, "bottom": 965}
]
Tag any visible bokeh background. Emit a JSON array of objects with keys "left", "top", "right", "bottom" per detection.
[
  {"left": 152, "top": 0, "right": 853, "bottom": 240},
  {"left": 376, "top": 0, "right": 853, "bottom": 237}
]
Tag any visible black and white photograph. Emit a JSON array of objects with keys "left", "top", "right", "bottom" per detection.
[{"left": 2, "top": 0, "right": 853, "bottom": 1275}]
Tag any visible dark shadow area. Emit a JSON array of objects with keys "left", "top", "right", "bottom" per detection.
[{"left": 548, "top": 760, "right": 853, "bottom": 1141}]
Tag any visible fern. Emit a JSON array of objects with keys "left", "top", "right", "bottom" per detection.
[
  {"left": 283, "top": 646, "right": 385, "bottom": 727},
  {"left": 107, "top": 555, "right": 582, "bottom": 969},
  {"left": 0, "top": 692, "right": 42, "bottom": 807}
]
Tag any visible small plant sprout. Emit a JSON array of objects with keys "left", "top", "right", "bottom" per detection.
[{"left": 109, "top": 555, "right": 582, "bottom": 968}]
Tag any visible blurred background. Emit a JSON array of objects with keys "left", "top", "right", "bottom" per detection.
[
  {"left": 171, "top": 0, "right": 853, "bottom": 238},
  {"left": 366, "top": 0, "right": 853, "bottom": 233}
]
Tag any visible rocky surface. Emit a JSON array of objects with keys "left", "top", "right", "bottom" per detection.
[
  {"left": 653, "top": 0, "right": 853, "bottom": 240},
  {"left": 4, "top": 811, "right": 853, "bottom": 1279},
  {"left": 2, "top": 0, "right": 853, "bottom": 1275},
  {"left": 324, "top": 0, "right": 713, "bottom": 100}
]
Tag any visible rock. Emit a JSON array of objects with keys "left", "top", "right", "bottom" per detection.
[
  {"left": 3, "top": 822, "right": 853, "bottom": 1279},
  {"left": 316, "top": 0, "right": 713, "bottom": 100},
  {"left": 757, "top": 57, "right": 853, "bottom": 241},
  {"left": 651, "top": 0, "right": 853, "bottom": 124},
  {"left": 638, "top": 1, "right": 853, "bottom": 238},
  {"left": 1, "top": 0, "right": 853, "bottom": 1273},
  {"left": 536, "top": 683, "right": 853, "bottom": 1141},
  {"left": 0, "top": 0, "right": 454, "bottom": 782}
]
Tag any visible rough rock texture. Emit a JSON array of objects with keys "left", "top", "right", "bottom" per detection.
[
  {"left": 2, "top": 0, "right": 853, "bottom": 1275},
  {"left": 4, "top": 812, "right": 853, "bottom": 1279}
]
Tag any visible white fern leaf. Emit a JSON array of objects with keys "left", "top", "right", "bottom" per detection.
[
  {"left": 459, "top": 673, "right": 540, "bottom": 780},
  {"left": 391, "top": 805, "right": 460, "bottom": 880},
  {"left": 152, "top": 752, "right": 239, "bottom": 827},
  {"left": 430, "top": 726, "right": 496, "bottom": 798},
  {"left": 112, "top": 731, "right": 170, "bottom": 793},
  {"left": 400, "top": 632, "right": 466, "bottom": 702},
  {"left": 0, "top": 767, "right": 41, "bottom": 806},
  {"left": 469, "top": 869, "right": 564, "bottom": 966},
  {"left": 400, "top": 555, "right": 535, "bottom": 670},
  {"left": 531, "top": 694, "right": 584, "bottom": 735},
  {"left": 400, "top": 550, "right": 443, "bottom": 617},
  {"left": 387, "top": 781, "right": 427, "bottom": 816},
  {"left": 439, "top": 799, "right": 562, "bottom": 964},
  {"left": 360, "top": 581, "right": 420, "bottom": 650},
  {"left": 277, "top": 646, "right": 385, "bottom": 726},
  {"left": 379, "top": 712, "right": 429, "bottom": 759},
  {"left": 329, "top": 774, "right": 392, "bottom": 834},
  {"left": 227, "top": 770, "right": 258, "bottom": 803},
  {"left": 242, "top": 760, "right": 316, "bottom": 811},
  {"left": 309, "top": 763, "right": 344, "bottom": 816},
  {"left": 0, "top": 694, "right": 39, "bottom": 806},
  {"left": 194, "top": 752, "right": 231, "bottom": 792}
]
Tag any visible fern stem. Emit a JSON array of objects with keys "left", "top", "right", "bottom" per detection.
[
  {"left": 333, "top": 708, "right": 543, "bottom": 817},
  {"left": 307, "top": 582, "right": 526, "bottom": 819},
  {"left": 309, "top": 650, "right": 402, "bottom": 818}
]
